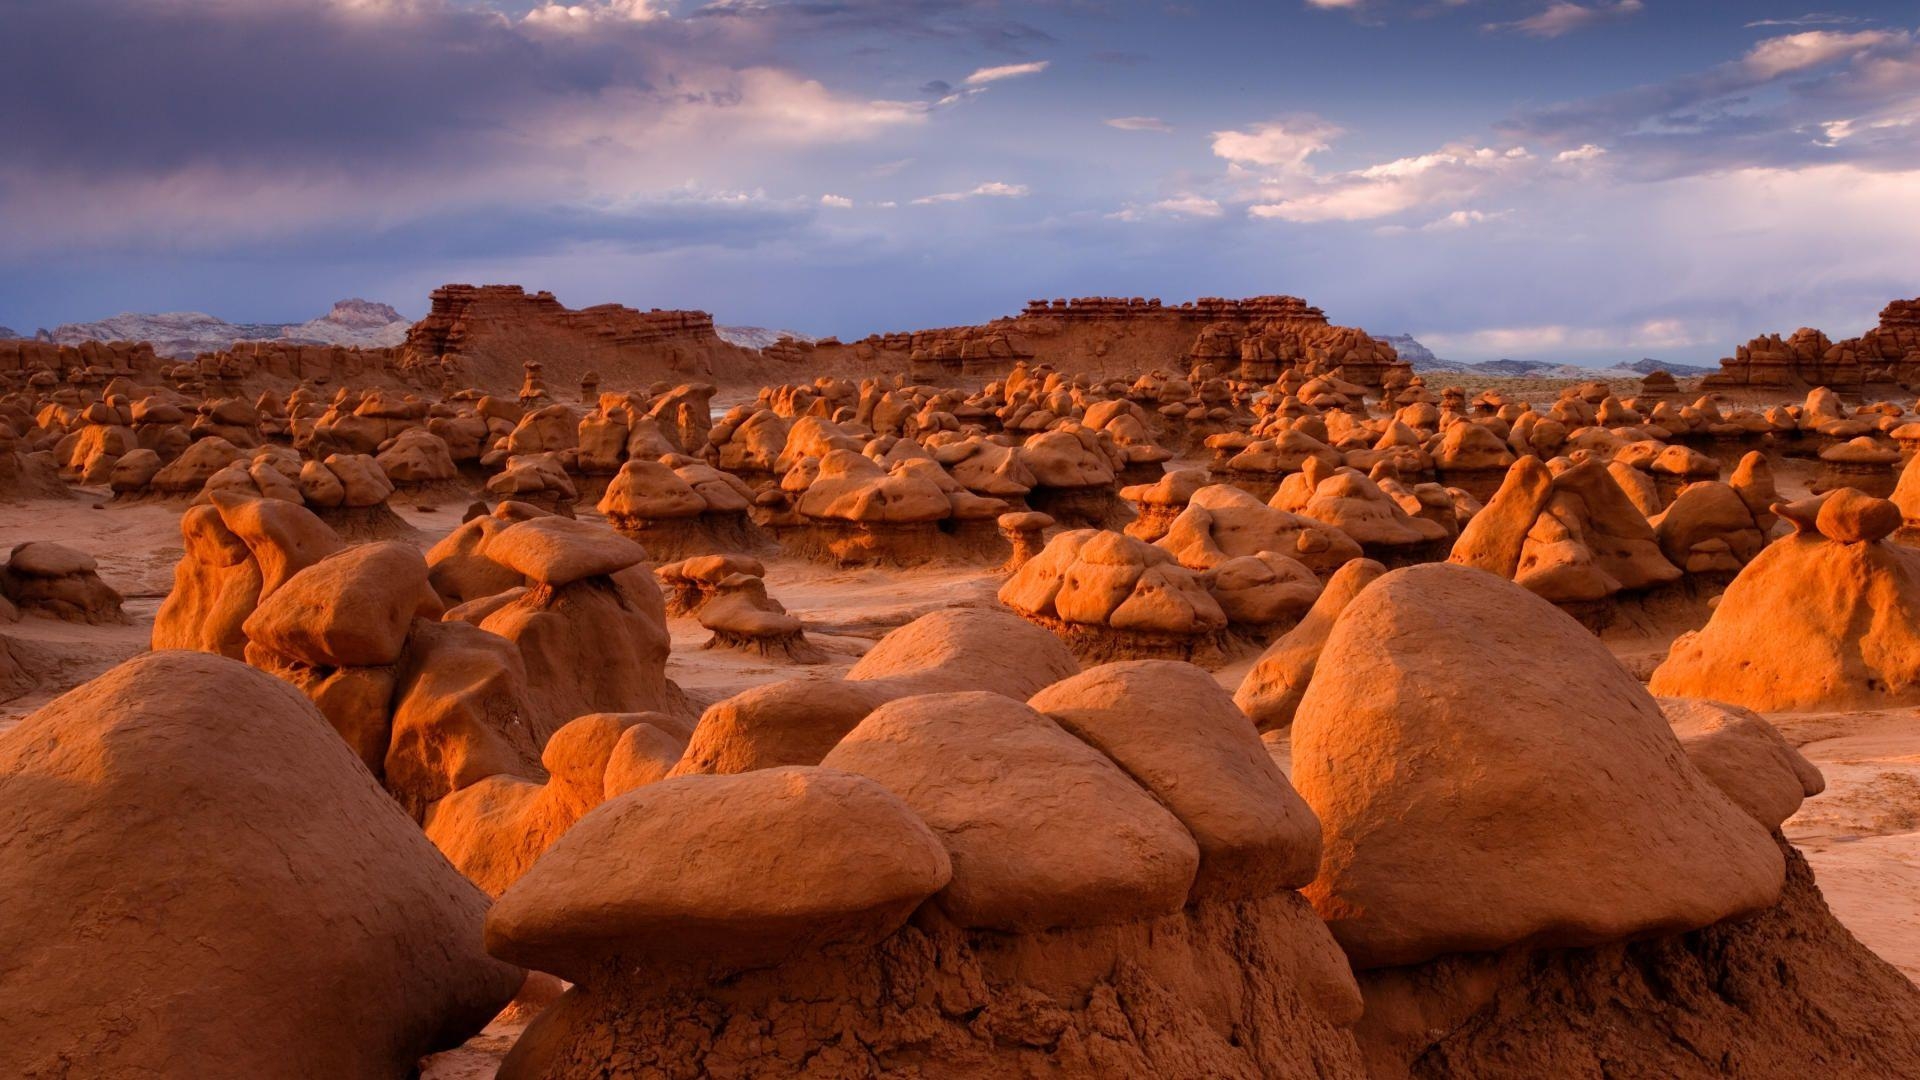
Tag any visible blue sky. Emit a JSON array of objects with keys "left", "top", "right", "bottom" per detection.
[{"left": 2, "top": 0, "right": 1917, "bottom": 364}]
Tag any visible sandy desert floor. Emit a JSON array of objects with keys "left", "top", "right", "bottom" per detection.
[{"left": 4, "top": 454, "right": 1915, "bottom": 1075}]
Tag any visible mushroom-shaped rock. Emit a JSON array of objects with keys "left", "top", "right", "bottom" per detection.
[
  {"left": 601, "top": 715, "right": 694, "bottom": 797},
  {"left": 1815, "top": 437, "right": 1902, "bottom": 498},
  {"left": 999, "top": 529, "right": 1231, "bottom": 663},
  {"left": 486, "top": 515, "right": 648, "bottom": 586},
  {"left": 1816, "top": 486, "right": 1903, "bottom": 544},
  {"left": 0, "top": 652, "right": 522, "bottom": 1078},
  {"left": 655, "top": 553, "right": 767, "bottom": 615},
  {"left": 147, "top": 436, "right": 240, "bottom": 495},
  {"left": 1893, "top": 449, "right": 1920, "bottom": 537},
  {"left": 1, "top": 541, "right": 126, "bottom": 624},
  {"left": 821, "top": 691, "right": 1198, "bottom": 931},
  {"left": 376, "top": 427, "right": 461, "bottom": 488},
  {"left": 1293, "top": 468, "right": 1449, "bottom": 560},
  {"left": 1650, "top": 479, "right": 1772, "bottom": 576},
  {"left": 673, "top": 610, "right": 1078, "bottom": 777},
  {"left": 1030, "top": 661, "right": 1321, "bottom": 900},
  {"left": 478, "top": 520, "right": 677, "bottom": 734},
  {"left": 486, "top": 453, "right": 577, "bottom": 517},
  {"left": 1660, "top": 697, "right": 1824, "bottom": 831},
  {"left": 843, "top": 606, "right": 1080, "bottom": 695},
  {"left": 1017, "top": 427, "right": 1126, "bottom": 527},
  {"left": 597, "top": 458, "right": 761, "bottom": 559},
  {"left": 1451, "top": 457, "right": 1680, "bottom": 610},
  {"left": 241, "top": 541, "right": 438, "bottom": 669},
  {"left": 1651, "top": 495, "right": 1920, "bottom": 711},
  {"left": 1292, "top": 564, "right": 1784, "bottom": 969},
  {"left": 486, "top": 766, "right": 950, "bottom": 982},
  {"left": 693, "top": 571, "right": 822, "bottom": 663},
  {"left": 424, "top": 502, "right": 540, "bottom": 605},
  {"left": 108, "top": 447, "right": 163, "bottom": 493},
  {"left": 1202, "top": 551, "right": 1322, "bottom": 629},
  {"left": 1432, "top": 421, "right": 1515, "bottom": 499},
  {"left": 997, "top": 509, "right": 1053, "bottom": 569},
  {"left": 781, "top": 449, "right": 996, "bottom": 565},
  {"left": 796, "top": 449, "right": 948, "bottom": 523},
  {"left": 597, "top": 458, "right": 702, "bottom": 520},
  {"left": 1157, "top": 483, "right": 1363, "bottom": 577},
  {"left": 1646, "top": 444, "right": 1720, "bottom": 502},
  {"left": 1121, "top": 467, "right": 1211, "bottom": 541}
]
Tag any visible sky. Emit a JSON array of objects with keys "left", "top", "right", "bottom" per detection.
[{"left": 2, "top": 1, "right": 1918, "bottom": 365}]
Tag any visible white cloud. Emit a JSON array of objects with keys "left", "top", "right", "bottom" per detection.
[
  {"left": 1211, "top": 117, "right": 1341, "bottom": 170},
  {"left": 1109, "top": 194, "right": 1224, "bottom": 221},
  {"left": 1424, "top": 208, "right": 1506, "bottom": 230},
  {"left": 1249, "top": 144, "right": 1532, "bottom": 223},
  {"left": 1106, "top": 116, "right": 1173, "bottom": 133},
  {"left": 1486, "top": 0, "right": 1644, "bottom": 39},
  {"left": 1305, "top": 0, "right": 1364, "bottom": 8},
  {"left": 911, "top": 181, "right": 1030, "bottom": 205},
  {"left": 1741, "top": 29, "right": 1900, "bottom": 79},
  {"left": 1152, "top": 194, "right": 1224, "bottom": 217},
  {"left": 523, "top": 0, "right": 669, "bottom": 29},
  {"left": 819, "top": 194, "right": 853, "bottom": 208},
  {"left": 1554, "top": 143, "right": 1607, "bottom": 162},
  {"left": 962, "top": 61, "right": 1050, "bottom": 86}
]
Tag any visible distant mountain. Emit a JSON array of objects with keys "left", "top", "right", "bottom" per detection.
[
  {"left": 1380, "top": 331, "right": 1715, "bottom": 380},
  {"left": 283, "top": 299, "right": 413, "bottom": 346},
  {"left": 0, "top": 326, "right": 19, "bottom": 340},
  {"left": 1378, "top": 333, "right": 1441, "bottom": 368},
  {"left": 1621, "top": 357, "right": 1716, "bottom": 377},
  {"left": 35, "top": 299, "right": 411, "bottom": 358},
  {"left": 1469, "top": 358, "right": 1560, "bottom": 377},
  {"left": 717, "top": 325, "right": 815, "bottom": 350}
]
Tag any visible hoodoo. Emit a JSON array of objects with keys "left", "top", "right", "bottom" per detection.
[{"left": 10, "top": 286, "right": 1920, "bottom": 1080}]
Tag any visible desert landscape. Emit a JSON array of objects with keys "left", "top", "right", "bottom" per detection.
[
  {"left": 8, "top": 0, "right": 1920, "bottom": 1076},
  {"left": 4, "top": 282, "right": 1920, "bottom": 1077}
]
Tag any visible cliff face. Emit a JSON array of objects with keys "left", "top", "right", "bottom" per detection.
[
  {"left": 1704, "top": 298, "right": 1920, "bottom": 390},
  {"left": 399, "top": 285, "right": 776, "bottom": 392},
  {"left": 803, "top": 294, "right": 1408, "bottom": 388}
]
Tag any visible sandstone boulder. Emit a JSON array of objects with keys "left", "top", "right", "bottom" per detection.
[
  {"left": 1292, "top": 564, "right": 1783, "bottom": 968},
  {"left": 0, "top": 652, "right": 522, "bottom": 1078}
]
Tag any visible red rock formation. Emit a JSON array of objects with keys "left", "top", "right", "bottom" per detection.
[
  {"left": 399, "top": 285, "right": 776, "bottom": 393},
  {"left": 1704, "top": 298, "right": 1920, "bottom": 389},
  {"left": 194, "top": 341, "right": 410, "bottom": 388},
  {"left": 0, "top": 339, "right": 163, "bottom": 383},
  {"left": 810, "top": 294, "right": 1408, "bottom": 389}
]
